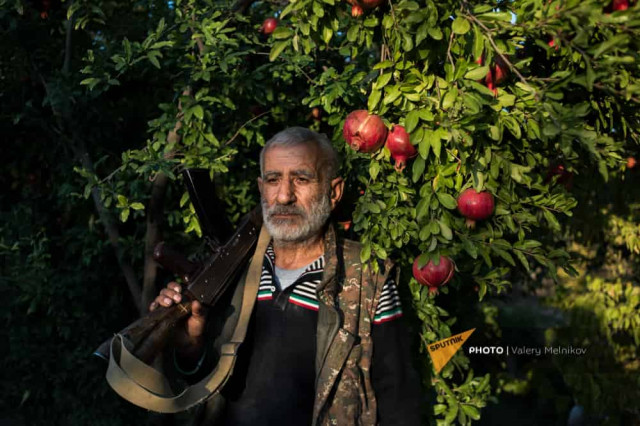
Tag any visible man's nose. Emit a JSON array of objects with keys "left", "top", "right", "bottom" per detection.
[{"left": 276, "top": 179, "right": 296, "bottom": 204}]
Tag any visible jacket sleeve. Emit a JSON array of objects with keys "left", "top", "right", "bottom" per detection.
[{"left": 371, "top": 271, "right": 425, "bottom": 426}]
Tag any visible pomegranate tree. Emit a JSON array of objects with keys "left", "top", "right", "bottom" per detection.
[
  {"left": 343, "top": 110, "right": 388, "bottom": 153},
  {"left": 385, "top": 125, "right": 417, "bottom": 172},
  {"left": 412, "top": 255, "right": 455, "bottom": 293},
  {"left": 457, "top": 188, "right": 495, "bottom": 228}
]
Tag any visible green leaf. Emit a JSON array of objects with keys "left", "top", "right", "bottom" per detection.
[
  {"left": 347, "top": 25, "right": 359, "bottom": 42},
  {"left": 412, "top": 156, "right": 425, "bottom": 183},
  {"left": 543, "top": 209, "right": 561, "bottom": 231},
  {"left": 130, "top": 202, "right": 145, "bottom": 211},
  {"left": 376, "top": 72, "right": 393, "bottom": 89},
  {"left": 416, "top": 22, "right": 429, "bottom": 46},
  {"left": 191, "top": 105, "right": 204, "bottom": 121},
  {"left": 120, "top": 208, "right": 130, "bottom": 222},
  {"left": 419, "top": 131, "right": 431, "bottom": 159},
  {"left": 464, "top": 66, "right": 489, "bottom": 80},
  {"left": 419, "top": 224, "right": 432, "bottom": 241},
  {"left": 514, "top": 250, "right": 530, "bottom": 272},
  {"left": 147, "top": 52, "right": 161, "bottom": 69},
  {"left": 80, "top": 77, "right": 100, "bottom": 88},
  {"left": 462, "top": 238, "right": 478, "bottom": 259},
  {"left": 436, "top": 192, "right": 457, "bottom": 209},
  {"left": 428, "top": 27, "right": 443, "bottom": 40},
  {"left": 312, "top": 1, "right": 325, "bottom": 17},
  {"left": 405, "top": 110, "right": 420, "bottom": 133},
  {"left": 322, "top": 26, "right": 333, "bottom": 44},
  {"left": 452, "top": 17, "right": 470, "bottom": 35},
  {"left": 272, "top": 26, "right": 293, "bottom": 40},
  {"left": 442, "top": 89, "right": 457, "bottom": 110},
  {"left": 368, "top": 89, "right": 382, "bottom": 111},
  {"left": 493, "top": 247, "right": 515, "bottom": 266},
  {"left": 179, "top": 192, "right": 190, "bottom": 207},
  {"left": 460, "top": 404, "right": 480, "bottom": 421},
  {"left": 438, "top": 220, "right": 453, "bottom": 240},
  {"left": 369, "top": 161, "right": 381, "bottom": 180},
  {"left": 269, "top": 40, "right": 290, "bottom": 62},
  {"left": 416, "top": 196, "right": 430, "bottom": 221},
  {"left": 360, "top": 243, "right": 371, "bottom": 263}
]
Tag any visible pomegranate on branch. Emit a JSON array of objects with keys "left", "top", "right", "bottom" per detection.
[
  {"left": 347, "top": 0, "right": 384, "bottom": 16},
  {"left": 343, "top": 110, "right": 388, "bottom": 153},
  {"left": 385, "top": 125, "right": 417, "bottom": 172},
  {"left": 261, "top": 18, "right": 278, "bottom": 35},
  {"left": 492, "top": 57, "right": 509, "bottom": 85},
  {"left": 627, "top": 157, "right": 637, "bottom": 169},
  {"left": 546, "top": 163, "right": 573, "bottom": 189},
  {"left": 412, "top": 255, "right": 455, "bottom": 293},
  {"left": 351, "top": 4, "right": 364, "bottom": 17},
  {"left": 457, "top": 188, "right": 495, "bottom": 228}
]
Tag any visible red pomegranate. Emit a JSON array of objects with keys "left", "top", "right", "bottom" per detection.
[
  {"left": 492, "top": 57, "right": 508, "bottom": 85},
  {"left": 343, "top": 110, "right": 388, "bottom": 153},
  {"left": 338, "top": 220, "right": 352, "bottom": 231},
  {"left": 612, "top": 0, "right": 629, "bottom": 10},
  {"left": 386, "top": 125, "right": 417, "bottom": 172},
  {"left": 261, "top": 18, "right": 278, "bottom": 35},
  {"left": 412, "top": 255, "right": 455, "bottom": 293},
  {"left": 484, "top": 70, "right": 498, "bottom": 96},
  {"left": 457, "top": 188, "right": 495, "bottom": 228},
  {"left": 347, "top": 0, "right": 384, "bottom": 10},
  {"left": 546, "top": 163, "right": 573, "bottom": 189},
  {"left": 351, "top": 4, "right": 364, "bottom": 16},
  {"left": 311, "top": 107, "right": 322, "bottom": 120},
  {"left": 627, "top": 157, "right": 637, "bottom": 169}
]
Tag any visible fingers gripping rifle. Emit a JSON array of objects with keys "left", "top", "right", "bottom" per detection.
[{"left": 93, "top": 169, "right": 263, "bottom": 364}]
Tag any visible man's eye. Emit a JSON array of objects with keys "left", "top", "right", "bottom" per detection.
[{"left": 266, "top": 178, "right": 279, "bottom": 184}]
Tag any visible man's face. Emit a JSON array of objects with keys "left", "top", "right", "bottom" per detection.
[{"left": 258, "top": 143, "right": 343, "bottom": 243}]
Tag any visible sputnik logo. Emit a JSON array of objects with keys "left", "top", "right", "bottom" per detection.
[{"left": 427, "top": 329, "right": 475, "bottom": 374}]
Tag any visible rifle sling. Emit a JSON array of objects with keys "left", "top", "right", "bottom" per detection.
[{"left": 105, "top": 225, "right": 271, "bottom": 413}]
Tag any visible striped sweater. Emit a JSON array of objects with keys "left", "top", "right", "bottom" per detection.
[{"left": 216, "top": 243, "right": 421, "bottom": 426}]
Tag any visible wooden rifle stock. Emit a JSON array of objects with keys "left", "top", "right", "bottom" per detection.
[{"left": 93, "top": 207, "right": 263, "bottom": 363}]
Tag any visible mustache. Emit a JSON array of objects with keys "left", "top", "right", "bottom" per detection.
[{"left": 265, "top": 203, "right": 306, "bottom": 217}]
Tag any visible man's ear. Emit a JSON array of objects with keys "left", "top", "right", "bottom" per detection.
[
  {"left": 257, "top": 176, "right": 263, "bottom": 196},
  {"left": 329, "top": 177, "right": 344, "bottom": 210}
]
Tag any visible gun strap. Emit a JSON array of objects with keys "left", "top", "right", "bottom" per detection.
[{"left": 105, "top": 225, "right": 271, "bottom": 413}]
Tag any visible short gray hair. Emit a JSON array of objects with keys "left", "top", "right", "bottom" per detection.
[{"left": 259, "top": 127, "right": 340, "bottom": 183}]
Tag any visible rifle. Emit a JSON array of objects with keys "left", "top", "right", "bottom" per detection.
[{"left": 93, "top": 169, "right": 263, "bottom": 364}]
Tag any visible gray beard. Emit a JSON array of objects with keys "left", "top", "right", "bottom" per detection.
[{"left": 262, "top": 193, "right": 331, "bottom": 244}]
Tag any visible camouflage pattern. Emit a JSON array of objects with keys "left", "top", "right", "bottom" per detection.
[{"left": 312, "top": 224, "right": 394, "bottom": 426}]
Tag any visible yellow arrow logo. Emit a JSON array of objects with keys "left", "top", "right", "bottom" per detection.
[{"left": 427, "top": 329, "right": 475, "bottom": 374}]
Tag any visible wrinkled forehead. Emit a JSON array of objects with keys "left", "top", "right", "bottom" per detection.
[{"left": 262, "top": 143, "right": 325, "bottom": 177}]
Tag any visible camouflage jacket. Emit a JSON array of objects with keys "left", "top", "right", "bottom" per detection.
[{"left": 312, "top": 224, "right": 394, "bottom": 426}]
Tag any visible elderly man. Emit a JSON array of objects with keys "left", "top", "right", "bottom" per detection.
[{"left": 151, "top": 127, "right": 423, "bottom": 425}]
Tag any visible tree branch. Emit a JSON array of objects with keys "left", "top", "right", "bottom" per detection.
[
  {"left": 141, "top": 88, "right": 190, "bottom": 313},
  {"left": 78, "top": 146, "right": 143, "bottom": 313},
  {"left": 464, "top": 10, "right": 539, "bottom": 99}
]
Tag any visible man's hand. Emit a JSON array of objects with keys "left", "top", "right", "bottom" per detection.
[{"left": 150, "top": 282, "right": 207, "bottom": 363}]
